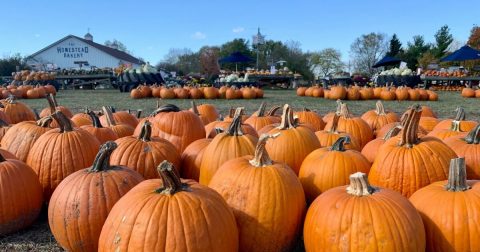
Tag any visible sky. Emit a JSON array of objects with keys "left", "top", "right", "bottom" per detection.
[{"left": 1, "top": 0, "right": 479, "bottom": 64}]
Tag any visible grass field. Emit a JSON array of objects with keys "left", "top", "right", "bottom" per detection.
[{"left": 0, "top": 88, "right": 478, "bottom": 251}]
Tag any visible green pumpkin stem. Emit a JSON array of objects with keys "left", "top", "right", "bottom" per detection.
[
  {"left": 255, "top": 102, "right": 267, "bottom": 117},
  {"left": 277, "top": 104, "right": 297, "bottom": 129},
  {"left": 330, "top": 136, "right": 350, "bottom": 152},
  {"left": 89, "top": 141, "right": 117, "bottom": 172},
  {"left": 347, "top": 172, "right": 377, "bottom": 196},
  {"left": 156, "top": 160, "right": 187, "bottom": 195},
  {"left": 138, "top": 120, "right": 152, "bottom": 142},
  {"left": 36, "top": 116, "right": 53, "bottom": 128},
  {"left": 450, "top": 120, "right": 461, "bottom": 132},
  {"left": 464, "top": 124, "right": 480, "bottom": 144},
  {"left": 51, "top": 111, "right": 74, "bottom": 132},
  {"left": 226, "top": 107, "right": 244, "bottom": 136},
  {"left": 249, "top": 133, "right": 280, "bottom": 167},
  {"left": 375, "top": 100, "right": 386, "bottom": 115},
  {"left": 445, "top": 158, "right": 470, "bottom": 192},
  {"left": 399, "top": 105, "right": 421, "bottom": 147},
  {"left": 88, "top": 111, "right": 103, "bottom": 128}
]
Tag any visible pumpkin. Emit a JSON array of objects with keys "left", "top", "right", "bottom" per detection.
[
  {"left": 130, "top": 87, "right": 143, "bottom": 99},
  {"left": 26, "top": 111, "right": 101, "bottom": 200},
  {"left": 81, "top": 111, "right": 118, "bottom": 144},
  {"left": 419, "top": 116, "right": 440, "bottom": 132},
  {"left": 346, "top": 87, "right": 360, "bottom": 100},
  {"left": 110, "top": 120, "right": 180, "bottom": 179},
  {"left": 461, "top": 87, "right": 476, "bottom": 98},
  {"left": 324, "top": 103, "right": 373, "bottom": 148},
  {"left": 203, "top": 86, "right": 219, "bottom": 99},
  {"left": 299, "top": 136, "right": 370, "bottom": 202},
  {"left": 297, "top": 87, "right": 307, "bottom": 96},
  {"left": 180, "top": 138, "right": 211, "bottom": 181},
  {"left": 444, "top": 124, "right": 480, "bottom": 179},
  {"left": 304, "top": 172, "right": 425, "bottom": 251},
  {"left": 209, "top": 133, "right": 305, "bottom": 251},
  {"left": 190, "top": 100, "right": 210, "bottom": 125},
  {"left": 0, "top": 118, "right": 10, "bottom": 142},
  {"left": 265, "top": 104, "right": 320, "bottom": 174},
  {"left": 99, "top": 107, "right": 139, "bottom": 129},
  {"left": 71, "top": 108, "right": 93, "bottom": 127},
  {"left": 322, "top": 99, "right": 342, "bottom": 124},
  {"left": 427, "top": 90, "right": 438, "bottom": 101},
  {"left": 137, "top": 104, "right": 205, "bottom": 153},
  {"left": 160, "top": 87, "right": 175, "bottom": 99},
  {"left": 0, "top": 116, "right": 53, "bottom": 162},
  {"left": 189, "top": 101, "right": 219, "bottom": 125},
  {"left": 361, "top": 100, "right": 399, "bottom": 135},
  {"left": 0, "top": 110, "right": 11, "bottom": 125},
  {"left": 410, "top": 158, "right": 480, "bottom": 251},
  {"left": 98, "top": 161, "right": 239, "bottom": 252},
  {"left": 369, "top": 105, "right": 457, "bottom": 197},
  {"left": 421, "top": 105, "right": 437, "bottom": 118},
  {"left": 223, "top": 107, "right": 249, "bottom": 122},
  {"left": 205, "top": 119, "right": 258, "bottom": 138},
  {"left": 199, "top": 108, "right": 257, "bottom": 185},
  {"left": 380, "top": 89, "right": 396, "bottom": 100},
  {"left": 39, "top": 93, "right": 74, "bottom": 119},
  {"left": 408, "top": 89, "right": 420, "bottom": 100},
  {"left": 0, "top": 152, "right": 43, "bottom": 236},
  {"left": 0, "top": 95, "right": 36, "bottom": 123},
  {"left": 432, "top": 107, "right": 477, "bottom": 132},
  {"left": 48, "top": 142, "right": 144, "bottom": 252},
  {"left": 101, "top": 106, "right": 135, "bottom": 138},
  {"left": 328, "top": 85, "right": 347, "bottom": 100},
  {"left": 244, "top": 102, "right": 281, "bottom": 131},
  {"left": 139, "top": 85, "right": 152, "bottom": 97},
  {"left": 361, "top": 125, "right": 401, "bottom": 163},
  {"left": 359, "top": 87, "right": 373, "bottom": 100},
  {"left": 395, "top": 87, "right": 409, "bottom": 100},
  {"left": 315, "top": 113, "right": 361, "bottom": 151},
  {"left": 294, "top": 108, "right": 326, "bottom": 131},
  {"left": 312, "top": 87, "right": 324, "bottom": 97}
]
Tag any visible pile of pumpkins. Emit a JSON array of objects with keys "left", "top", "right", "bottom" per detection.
[
  {"left": 423, "top": 69, "right": 469, "bottom": 78},
  {"left": 0, "top": 84, "right": 56, "bottom": 99},
  {"left": 12, "top": 70, "right": 56, "bottom": 82},
  {"left": 460, "top": 87, "right": 480, "bottom": 98},
  {"left": 2, "top": 95, "right": 480, "bottom": 252},
  {"left": 297, "top": 85, "right": 439, "bottom": 101},
  {"left": 131, "top": 84, "right": 264, "bottom": 100}
]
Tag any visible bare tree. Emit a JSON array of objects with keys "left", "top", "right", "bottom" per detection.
[
  {"left": 199, "top": 46, "right": 220, "bottom": 80},
  {"left": 104, "top": 39, "right": 130, "bottom": 53},
  {"left": 163, "top": 48, "right": 193, "bottom": 65},
  {"left": 350, "top": 33, "right": 388, "bottom": 75},
  {"left": 309, "top": 48, "right": 344, "bottom": 77}
]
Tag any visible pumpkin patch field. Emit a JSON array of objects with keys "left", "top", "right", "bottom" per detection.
[{"left": 2, "top": 89, "right": 480, "bottom": 251}]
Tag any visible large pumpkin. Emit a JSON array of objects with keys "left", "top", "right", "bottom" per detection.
[
  {"left": 315, "top": 113, "right": 361, "bottom": 151},
  {"left": 110, "top": 120, "right": 180, "bottom": 179},
  {"left": 0, "top": 95, "right": 36, "bottom": 123},
  {"left": 304, "top": 172, "right": 426, "bottom": 251},
  {"left": 180, "top": 138, "right": 211, "bottom": 181},
  {"left": 294, "top": 108, "right": 326, "bottom": 131},
  {"left": 299, "top": 136, "right": 370, "bottom": 203},
  {"left": 209, "top": 134, "right": 306, "bottom": 252},
  {"left": 0, "top": 116, "right": 53, "bottom": 162},
  {"left": 81, "top": 111, "right": 118, "bottom": 144},
  {"left": 0, "top": 152, "right": 43, "bottom": 236},
  {"left": 244, "top": 102, "right": 281, "bottom": 131},
  {"left": 199, "top": 108, "right": 257, "bottom": 185},
  {"left": 265, "top": 104, "right": 320, "bottom": 174},
  {"left": 410, "top": 158, "right": 480, "bottom": 252},
  {"left": 361, "top": 100, "right": 399, "bottom": 135},
  {"left": 26, "top": 111, "right": 101, "bottom": 200},
  {"left": 369, "top": 105, "right": 457, "bottom": 197},
  {"left": 98, "top": 161, "right": 239, "bottom": 252},
  {"left": 444, "top": 124, "right": 480, "bottom": 179},
  {"left": 324, "top": 103, "right": 373, "bottom": 148},
  {"left": 48, "top": 142, "right": 143, "bottom": 252}
]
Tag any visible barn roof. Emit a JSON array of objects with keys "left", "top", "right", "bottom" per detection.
[{"left": 28, "top": 35, "right": 144, "bottom": 65}]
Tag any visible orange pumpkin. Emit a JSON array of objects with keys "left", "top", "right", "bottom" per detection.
[
  {"left": 99, "top": 107, "right": 139, "bottom": 129},
  {"left": 294, "top": 108, "right": 326, "bottom": 131},
  {"left": 419, "top": 116, "right": 440, "bottom": 132},
  {"left": 244, "top": 102, "right": 281, "bottom": 131},
  {"left": 444, "top": 124, "right": 480, "bottom": 179},
  {"left": 328, "top": 85, "right": 347, "bottom": 100},
  {"left": 314, "top": 113, "right": 361, "bottom": 151},
  {"left": 81, "top": 111, "right": 118, "bottom": 144},
  {"left": 461, "top": 87, "right": 475, "bottom": 98},
  {"left": 180, "top": 138, "right": 211, "bottom": 181},
  {"left": 361, "top": 100, "right": 399, "bottom": 135},
  {"left": 189, "top": 101, "right": 219, "bottom": 125},
  {"left": 101, "top": 106, "right": 135, "bottom": 138},
  {"left": 0, "top": 96, "right": 36, "bottom": 123},
  {"left": 361, "top": 125, "right": 401, "bottom": 163},
  {"left": 432, "top": 107, "right": 477, "bottom": 132}
]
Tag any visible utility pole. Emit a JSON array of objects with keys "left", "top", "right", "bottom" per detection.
[{"left": 252, "top": 27, "right": 265, "bottom": 70}]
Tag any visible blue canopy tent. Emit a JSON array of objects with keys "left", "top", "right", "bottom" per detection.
[
  {"left": 219, "top": 52, "right": 253, "bottom": 72},
  {"left": 440, "top": 45, "right": 480, "bottom": 62},
  {"left": 372, "top": 56, "right": 402, "bottom": 68}
]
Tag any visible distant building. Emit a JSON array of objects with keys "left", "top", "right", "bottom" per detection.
[{"left": 26, "top": 33, "right": 143, "bottom": 70}]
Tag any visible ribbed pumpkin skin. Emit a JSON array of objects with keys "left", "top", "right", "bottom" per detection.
[
  {"left": 369, "top": 136, "right": 457, "bottom": 197},
  {"left": 325, "top": 117, "right": 373, "bottom": 148},
  {"left": 181, "top": 138, "right": 211, "bottom": 181},
  {"left": 71, "top": 113, "right": 92, "bottom": 127},
  {"left": 410, "top": 180, "right": 480, "bottom": 252},
  {"left": 199, "top": 133, "right": 257, "bottom": 185},
  {"left": 361, "top": 109, "right": 399, "bottom": 133},
  {"left": 294, "top": 111, "right": 326, "bottom": 131},
  {"left": 428, "top": 129, "right": 467, "bottom": 140},
  {"left": 40, "top": 106, "right": 73, "bottom": 119},
  {"left": 1, "top": 121, "right": 51, "bottom": 162},
  {"left": 444, "top": 137, "right": 480, "bottom": 179},
  {"left": 361, "top": 137, "right": 386, "bottom": 163},
  {"left": 100, "top": 111, "right": 138, "bottom": 129},
  {"left": 189, "top": 104, "right": 219, "bottom": 125},
  {"left": 81, "top": 125, "right": 118, "bottom": 144},
  {"left": 26, "top": 129, "right": 100, "bottom": 200},
  {"left": 0, "top": 100, "right": 36, "bottom": 124},
  {"left": 209, "top": 157, "right": 306, "bottom": 252},
  {"left": 299, "top": 147, "right": 370, "bottom": 202},
  {"left": 98, "top": 179, "right": 238, "bottom": 252},
  {"left": 108, "top": 124, "right": 134, "bottom": 138},
  {"left": 244, "top": 116, "right": 280, "bottom": 132},
  {"left": 109, "top": 136, "right": 181, "bottom": 179},
  {"left": 48, "top": 167, "right": 143, "bottom": 252},
  {"left": 0, "top": 159, "right": 43, "bottom": 236},
  {"left": 315, "top": 131, "right": 361, "bottom": 151},
  {"left": 304, "top": 186, "right": 425, "bottom": 252},
  {"left": 419, "top": 116, "right": 440, "bottom": 132},
  {"left": 434, "top": 119, "right": 477, "bottom": 132}
]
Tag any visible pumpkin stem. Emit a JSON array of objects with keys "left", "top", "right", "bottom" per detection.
[
  {"left": 249, "top": 133, "right": 280, "bottom": 167},
  {"left": 375, "top": 100, "right": 386, "bottom": 115},
  {"left": 0, "top": 118, "right": 8, "bottom": 127},
  {"left": 450, "top": 120, "right": 461, "bottom": 132},
  {"left": 5, "top": 95, "right": 16, "bottom": 104},
  {"left": 267, "top": 106, "right": 281, "bottom": 116},
  {"left": 45, "top": 93, "right": 57, "bottom": 114},
  {"left": 303, "top": 107, "right": 311, "bottom": 112},
  {"left": 33, "top": 108, "right": 40, "bottom": 120},
  {"left": 329, "top": 136, "right": 350, "bottom": 152},
  {"left": 338, "top": 103, "right": 353, "bottom": 119},
  {"left": 109, "top": 106, "right": 116, "bottom": 113},
  {"left": 329, "top": 113, "right": 341, "bottom": 133},
  {"left": 464, "top": 124, "right": 480, "bottom": 144},
  {"left": 88, "top": 111, "right": 103, "bottom": 128},
  {"left": 346, "top": 172, "right": 377, "bottom": 196},
  {"left": 255, "top": 102, "right": 267, "bottom": 117},
  {"left": 0, "top": 152, "right": 5, "bottom": 162},
  {"left": 136, "top": 110, "right": 142, "bottom": 118},
  {"left": 89, "top": 141, "right": 117, "bottom": 172},
  {"left": 382, "top": 125, "right": 402, "bottom": 140},
  {"left": 399, "top": 105, "right": 421, "bottom": 147},
  {"left": 36, "top": 116, "right": 53, "bottom": 128},
  {"left": 445, "top": 158, "right": 471, "bottom": 192},
  {"left": 214, "top": 127, "right": 224, "bottom": 134},
  {"left": 102, "top": 106, "right": 117, "bottom": 126},
  {"left": 453, "top": 107, "right": 466, "bottom": 121},
  {"left": 138, "top": 120, "right": 152, "bottom": 142},
  {"left": 156, "top": 160, "right": 187, "bottom": 195},
  {"left": 277, "top": 104, "right": 297, "bottom": 129},
  {"left": 51, "top": 111, "right": 74, "bottom": 132},
  {"left": 151, "top": 104, "right": 181, "bottom": 116},
  {"left": 228, "top": 107, "right": 235, "bottom": 118},
  {"left": 191, "top": 101, "right": 200, "bottom": 115},
  {"left": 226, "top": 107, "right": 244, "bottom": 136}
]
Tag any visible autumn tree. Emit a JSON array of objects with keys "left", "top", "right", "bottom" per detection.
[
  {"left": 467, "top": 26, "right": 480, "bottom": 49},
  {"left": 199, "top": 46, "right": 220, "bottom": 81}
]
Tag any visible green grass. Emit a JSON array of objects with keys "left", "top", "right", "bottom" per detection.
[{"left": 20, "top": 89, "right": 480, "bottom": 120}]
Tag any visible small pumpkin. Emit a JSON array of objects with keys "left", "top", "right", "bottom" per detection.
[
  {"left": 361, "top": 125, "right": 401, "bottom": 163},
  {"left": 244, "top": 102, "right": 281, "bottom": 131},
  {"left": 315, "top": 113, "right": 361, "bottom": 151},
  {"left": 99, "top": 107, "right": 139, "bottom": 129},
  {"left": 101, "top": 106, "right": 135, "bottom": 138},
  {"left": 71, "top": 108, "right": 93, "bottom": 127},
  {"left": 361, "top": 100, "right": 399, "bottom": 135},
  {"left": 432, "top": 106, "right": 477, "bottom": 132},
  {"left": 294, "top": 108, "right": 326, "bottom": 131}
]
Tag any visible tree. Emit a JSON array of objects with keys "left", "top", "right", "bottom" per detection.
[
  {"left": 199, "top": 46, "right": 220, "bottom": 81},
  {"left": 0, "top": 54, "right": 29, "bottom": 76},
  {"left": 417, "top": 51, "right": 437, "bottom": 69},
  {"left": 432, "top": 25, "right": 453, "bottom": 58},
  {"left": 283, "top": 40, "right": 314, "bottom": 80},
  {"left": 309, "top": 48, "right": 344, "bottom": 77},
  {"left": 219, "top": 38, "right": 253, "bottom": 71},
  {"left": 386, "top": 34, "right": 403, "bottom": 57},
  {"left": 163, "top": 48, "right": 193, "bottom": 65},
  {"left": 104, "top": 39, "right": 130, "bottom": 53},
  {"left": 350, "top": 33, "right": 388, "bottom": 75},
  {"left": 402, "top": 35, "right": 431, "bottom": 69},
  {"left": 467, "top": 25, "right": 480, "bottom": 49}
]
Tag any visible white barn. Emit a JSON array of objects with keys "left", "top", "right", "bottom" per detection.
[{"left": 26, "top": 33, "right": 143, "bottom": 70}]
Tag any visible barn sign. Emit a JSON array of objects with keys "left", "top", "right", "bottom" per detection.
[{"left": 57, "top": 42, "right": 89, "bottom": 58}]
